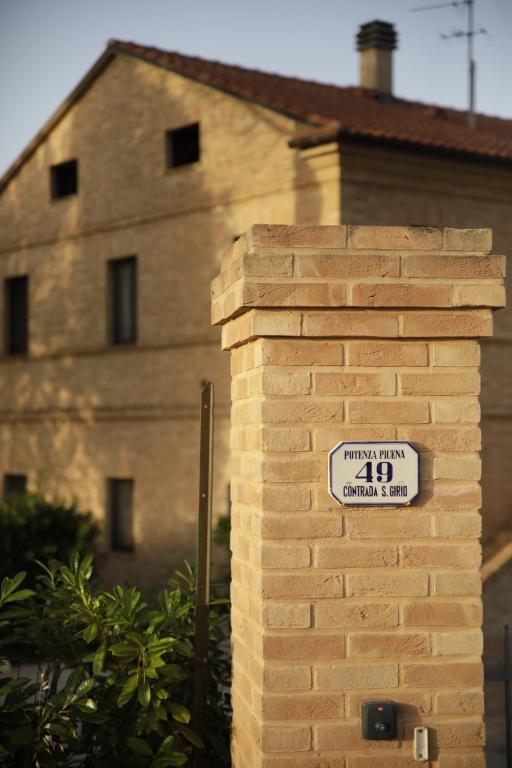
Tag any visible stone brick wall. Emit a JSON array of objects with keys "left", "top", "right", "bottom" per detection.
[
  {"left": 213, "top": 224, "right": 505, "bottom": 767},
  {"left": 0, "top": 53, "right": 340, "bottom": 582}
]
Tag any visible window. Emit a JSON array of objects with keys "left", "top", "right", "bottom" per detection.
[
  {"left": 4, "top": 474, "right": 27, "bottom": 499},
  {"left": 50, "top": 159, "right": 78, "bottom": 199},
  {"left": 166, "top": 123, "right": 200, "bottom": 168},
  {"left": 108, "top": 478, "right": 134, "bottom": 552},
  {"left": 5, "top": 276, "right": 28, "bottom": 355},
  {"left": 108, "top": 257, "right": 137, "bottom": 345}
]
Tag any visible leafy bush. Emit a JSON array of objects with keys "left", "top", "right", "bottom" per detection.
[
  {"left": 0, "top": 492, "right": 99, "bottom": 588},
  {"left": 0, "top": 556, "right": 231, "bottom": 767}
]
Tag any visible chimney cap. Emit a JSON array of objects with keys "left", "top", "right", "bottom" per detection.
[{"left": 357, "top": 20, "right": 398, "bottom": 52}]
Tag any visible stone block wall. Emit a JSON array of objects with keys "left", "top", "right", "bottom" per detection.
[{"left": 212, "top": 225, "right": 505, "bottom": 767}]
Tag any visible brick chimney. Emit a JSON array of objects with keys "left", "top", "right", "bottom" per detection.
[{"left": 357, "top": 20, "right": 398, "bottom": 94}]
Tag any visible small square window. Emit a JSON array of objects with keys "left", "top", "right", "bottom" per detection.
[
  {"left": 4, "top": 474, "right": 27, "bottom": 500},
  {"left": 5, "top": 275, "right": 28, "bottom": 355},
  {"left": 166, "top": 124, "right": 200, "bottom": 168},
  {"left": 50, "top": 159, "right": 78, "bottom": 199},
  {"left": 108, "top": 478, "right": 134, "bottom": 552}
]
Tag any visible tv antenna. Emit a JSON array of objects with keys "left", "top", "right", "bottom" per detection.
[{"left": 411, "top": 0, "right": 486, "bottom": 128}]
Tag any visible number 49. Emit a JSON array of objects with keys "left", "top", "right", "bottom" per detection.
[{"left": 355, "top": 461, "right": 393, "bottom": 483}]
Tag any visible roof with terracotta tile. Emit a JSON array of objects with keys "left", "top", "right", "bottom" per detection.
[
  {"left": 2, "top": 38, "right": 512, "bottom": 192},
  {"left": 111, "top": 39, "right": 512, "bottom": 163}
]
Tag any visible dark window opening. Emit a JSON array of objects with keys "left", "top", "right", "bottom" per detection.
[
  {"left": 166, "top": 123, "right": 200, "bottom": 168},
  {"left": 108, "top": 257, "right": 137, "bottom": 345},
  {"left": 4, "top": 474, "right": 27, "bottom": 500},
  {"left": 5, "top": 275, "right": 28, "bottom": 355},
  {"left": 108, "top": 478, "right": 134, "bottom": 552},
  {"left": 50, "top": 159, "right": 78, "bottom": 199}
]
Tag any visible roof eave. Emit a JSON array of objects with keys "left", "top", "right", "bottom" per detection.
[{"left": 290, "top": 124, "right": 512, "bottom": 166}]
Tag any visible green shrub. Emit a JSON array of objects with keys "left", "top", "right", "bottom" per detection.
[
  {"left": 0, "top": 556, "right": 231, "bottom": 767},
  {"left": 0, "top": 492, "right": 99, "bottom": 588}
]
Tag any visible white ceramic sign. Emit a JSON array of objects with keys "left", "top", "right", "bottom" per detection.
[{"left": 328, "top": 441, "right": 420, "bottom": 506}]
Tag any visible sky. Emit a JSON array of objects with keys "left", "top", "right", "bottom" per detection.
[{"left": 1, "top": 0, "right": 511, "bottom": 175}]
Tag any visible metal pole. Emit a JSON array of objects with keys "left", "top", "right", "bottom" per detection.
[
  {"left": 505, "top": 624, "right": 512, "bottom": 768},
  {"left": 193, "top": 381, "right": 214, "bottom": 767},
  {"left": 468, "top": 0, "right": 476, "bottom": 128}
]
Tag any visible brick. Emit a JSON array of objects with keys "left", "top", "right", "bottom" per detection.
[
  {"left": 432, "top": 399, "right": 480, "bottom": 424},
  {"left": 262, "top": 692, "right": 344, "bottom": 720},
  {"left": 401, "top": 544, "right": 481, "bottom": 569},
  {"left": 433, "top": 572, "right": 482, "bottom": 596},
  {"left": 315, "top": 602, "right": 399, "bottom": 629},
  {"left": 315, "top": 663, "right": 399, "bottom": 690},
  {"left": 262, "top": 573, "right": 344, "bottom": 599},
  {"left": 261, "top": 724, "right": 311, "bottom": 752},
  {"left": 397, "top": 427, "right": 481, "bottom": 452},
  {"left": 433, "top": 630, "right": 483, "bottom": 656},
  {"left": 314, "top": 544, "right": 398, "bottom": 568},
  {"left": 347, "top": 341, "right": 428, "bottom": 367},
  {"left": 261, "top": 427, "right": 311, "bottom": 452},
  {"left": 262, "top": 514, "right": 342, "bottom": 540},
  {"left": 263, "top": 603, "right": 312, "bottom": 629},
  {"left": 264, "top": 634, "right": 346, "bottom": 660},
  {"left": 428, "top": 718, "right": 485, "bottom": 747},
  {"left": 402, "top": 662, "right": 483, "bottom": 687},
  {"left": 314, "top": 372, "right": 395, "bottom": 396},
  {"left": 243, "top": 251, "right": 293, "bottom": 277},
  {"left": 348, "top": 399, "right": 429, "bottom": 424},
  {"left": 432, "top": 341, "right": 480, "bottom": 367},
  {"left": 262, "top": 758, "right": 346, "bottom": 768},
  {"left": 314, "top": 722, "right": 400, "bottom": 751},
  {"left": 400, "top": 372, "right": 480, "bottom": 396},
  {"left": 433, "top": 514, "right": 482, "bottom": 539},
  {"left": 251, "top": 310, "right": 302, "bottom": 338},
  {"left": 261, "top": 544, "right": 311, "bottom": 569},
  {"left": 348, "top": 225, "right": 442, "bottom": 250},
  {"left": 346, "top": 572, "right": 428, "bottom": 597},
  {"left": 242, "top": 280, "right": 347, "bottom": 309},
  {"left": 403, "top": 601, "right": 482, "bottom": 626},
  {"left": 455, "top": 283, "right": 506, "bottom": 308},
  {"left": 261, "top": 400, "right": 343, "bottom": 424},
  {"left": 351, "top": 282, "right": 453, "bottom": 308},
  {"left": 433, "top": 457, "right": 481, "bottom": 481},
  {"left": 296, "top": 252, "right": 399, "bottom": 278},
  {"left": 261, "top": 485, "right": 311, "bottom": 510},
  {"left": 400, "top": 310, "right": 493, "bottom": 338},
  {"left": 315, "top": 426, "right": 397, "bottom": 450},
  {"left": 346, "top": 513, "right": 431, "bottom": 539},
  {"left": 260, "top": 457, "right": 323, "bottom": 482},
  {"left": 260, "top": 370, "right": 312, "bottom": 395},
  {"left": 436, "top": 690, "right": 484, "bottom": 715},
  {"left": 250, "top": 223, "right": 347, "bottom": 249},
  {"left": 444, "top": 227, "right": 492, "bottom": 251},
  {"left": 436, "top": 755, "right": 485, "bottom": 768},
  {"left": 259, "top": 339, "right": 343, "bottom": 366},
  {"left": 349, "top": 632, "right": 430, "bottom": 658},
  {"left": 303, "top": 311, "right": 399, "bottom": 338},
  {"left": 263, "top": 666, "right": 312, "bottom": 691},
  {"left": 348, "top": 757, "right": 418, "bottom": 768},
  {"left": 403, "top": 254, "right": 504, "bottom": 279}
]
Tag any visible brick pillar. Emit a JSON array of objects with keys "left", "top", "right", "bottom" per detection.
[{"left": 212, "top": 225, "right": 505, "bottom": 768}]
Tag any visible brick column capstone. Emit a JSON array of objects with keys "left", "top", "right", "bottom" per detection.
[{"left": 212, "top": 224, "right": 506, "bottom": 768}]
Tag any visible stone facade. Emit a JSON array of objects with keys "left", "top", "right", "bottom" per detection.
[
  {"left": 213, "top": 223, "right": 503, "bottom": 767},
  {"left": 1, "top": 48, "right": 512, "bottom": 591}
]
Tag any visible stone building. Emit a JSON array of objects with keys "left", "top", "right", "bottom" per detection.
[{"left": 1, "top": 21, "right": 511, "bottom": 597}]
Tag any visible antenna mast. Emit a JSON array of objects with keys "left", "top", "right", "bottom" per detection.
[{"left": 411, "top": 0, "right": 486, "bottom": 128}]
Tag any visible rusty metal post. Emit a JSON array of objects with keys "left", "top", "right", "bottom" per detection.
[{"left": 192, "top": 382, "right": 214, "bottom": 766}]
